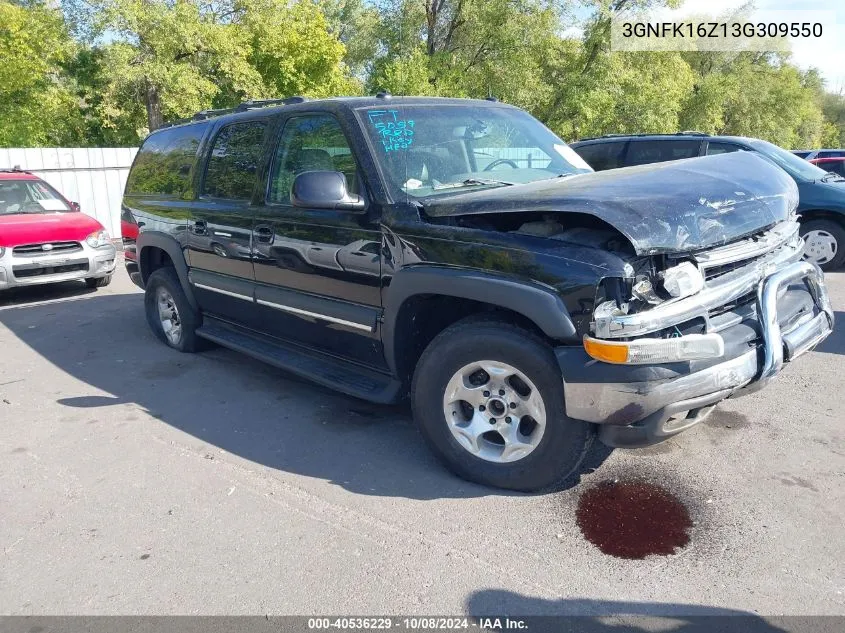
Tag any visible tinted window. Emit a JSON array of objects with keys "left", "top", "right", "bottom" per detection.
[
  {"left": 573, "top": 142, "right": 627, "bottom": 171},
  {"left": 625, "top": 140, "right": 701, "bottom": 166},
  {"left": 816, "top": 161, "right": 845, "bottom": 177},
  {"left": 125, "top": 124, "right": 207, "bottom": 197},
  {"left": 269, "top": 115, "right": 359, "bottom": 204},
  {"left": 792, "top": 151, "right": 811, "bottom": 159},
  {"left": 818, "top": 150, "right": 845, "bottom": 158},
  {"left": 202, "top": 121, "right": 267, "bottom": 200},
  {"left": 707, "top": 142, "right": 742, "bottom": 155}
]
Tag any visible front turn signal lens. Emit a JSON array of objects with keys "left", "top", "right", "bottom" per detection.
[{"left": 584, "top": 333, "right": 724, "bottom": 365}]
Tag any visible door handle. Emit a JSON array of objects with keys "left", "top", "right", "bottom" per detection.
[
  {"left": 192, "top": 220, "right": 207, "bottom": 235},
  {"left": 255, "top": 225, "right": 274, "bottom": 243}
]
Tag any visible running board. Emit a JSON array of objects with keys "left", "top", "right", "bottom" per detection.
[{"left": 196, "top": 318, "right": 402, "bottom": 404}]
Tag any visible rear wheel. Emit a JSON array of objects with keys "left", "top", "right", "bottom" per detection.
[
  {"left": 144, "top": 267, "right": 204, "bottom": 352},
  {"left": 801, "top": 219, "right": 845, "bottom": 271},
  {"left": 85, "top": 275, "right": 112, "bottom": 289},
  {"left": 411, "top": 317, "right": 595, "bottom": 491}
]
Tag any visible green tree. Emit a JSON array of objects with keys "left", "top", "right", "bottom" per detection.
[{"left": 0, "top": 0, "right": 82, "bottom": 146}]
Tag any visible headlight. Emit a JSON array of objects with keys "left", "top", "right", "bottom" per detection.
[
  {"left": 662, "top": 261, "right": 704, "bottom": 299},
  {"left": 86, "top": 230, "right": 111, "bottom": 248},
  {"left": 583, "top": 333, "right": 724, "bottom": 364}
]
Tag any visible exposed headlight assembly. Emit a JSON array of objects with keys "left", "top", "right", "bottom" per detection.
[
  {"left": 86, "top": 230, "right": 111, "bottom": 248},
  {"left": 662, "top": 261, "right": 704, "bottom": 299}
]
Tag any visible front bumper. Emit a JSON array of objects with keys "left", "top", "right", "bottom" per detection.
[
  {"left": 559, "top": 260, "right": 833, "bottom": 448},
  {"left": 0, "top": 241, "right": 116, "bottom": 290}
]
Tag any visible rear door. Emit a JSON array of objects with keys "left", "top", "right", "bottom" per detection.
[
  {"left": 187, "top": 119, "right": 268, "bottom": 325},
  {"left": 251, "top": 113, "right": 386, "bottom": 369}
]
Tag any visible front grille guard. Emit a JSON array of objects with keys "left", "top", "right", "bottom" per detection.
[{"left": 752, "top": 261, "right": 834, "bottom": 391}]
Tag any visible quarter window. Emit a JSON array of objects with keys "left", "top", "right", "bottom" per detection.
[
  {"left": 269, "top": 115, "right": 359, "bottom": 204},
  {"left": 126, "top": 124, "right": 207, "bottom": 198},
  {"left": 202, "top": 121, "right": 267, "bottom": 200}
]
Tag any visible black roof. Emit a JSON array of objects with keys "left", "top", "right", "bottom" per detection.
[
  {"left": 570, "top": 133, "right": 759, "bottom": 146},
  {"left": 156, "top": 95, "right": 513, "bottom": 132}
]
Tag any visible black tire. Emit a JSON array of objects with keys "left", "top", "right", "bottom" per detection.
[
  {"left": 800, "top": 218, "right": 845, "bottom": 271},
  {"left": 144, "top": 267, "right": 204, "bottom": 352},
  {"left": 85, "top": 275, "right": 112, "bottom": 289},
  {"left": 411, "top": 317, "right": 595, "bottom": 492}
]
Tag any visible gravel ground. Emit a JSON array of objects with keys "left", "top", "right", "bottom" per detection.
[{"left": 0, "top": 261, "right": 843, "bottom": 620}]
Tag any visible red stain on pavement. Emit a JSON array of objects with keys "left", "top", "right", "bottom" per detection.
[{"left": 576, "top": 480, "right": 692, "bottom": 559}]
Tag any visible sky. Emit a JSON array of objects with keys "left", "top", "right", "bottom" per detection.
[{"left": 651, "top": 0, "right": 845, "bottom": 92}]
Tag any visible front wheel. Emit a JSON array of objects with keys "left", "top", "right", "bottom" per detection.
[
  {"left": 411, "top": 317, "right": 595, "bottom": 492},
  {"left": 801, "top": 219, "right": 845, "bottom": 271}
]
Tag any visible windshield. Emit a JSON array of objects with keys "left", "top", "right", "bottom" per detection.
[
  {"left": 749, "top": 140, "right": 829, "bottom": 182},
  {"left": 357, "top": 104, "right": 592, "bottom": 198},
  {"left": 0, "top": 179, "right": 71, "bottom": 215}
]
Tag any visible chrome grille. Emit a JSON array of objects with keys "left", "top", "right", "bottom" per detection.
[{"left": 12, "top": 241, "right": 83, "bottom": 256}]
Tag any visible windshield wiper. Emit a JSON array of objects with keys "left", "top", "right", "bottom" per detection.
[{"left": 432, "top": 178, "right": 515, "bottom": 191}]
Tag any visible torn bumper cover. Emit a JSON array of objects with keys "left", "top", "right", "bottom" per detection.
[{"left": 557, "top": 254, "right": 833, "bottom": 448}]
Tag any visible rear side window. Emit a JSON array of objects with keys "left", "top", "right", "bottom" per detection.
[
  {"left": 572, "top": 142, "right": 627, "bottom": 171},
  {"left": 624, "top": 140, "right": 701, "bottom": 166},
  {"left": 202, "top": 121, "right": 267, "bottom": 200},
  {"left": 818, "top": 150, "right": 845, "bottom": 158},
  {"left": 792, "top": 151, "right": 811, "bottom": 159},
  {"left": 706, "top": 142, "right": 743, "bottom": 155},
  {"left": 125, "top": 124, "right": 207, "bottom": 197}
]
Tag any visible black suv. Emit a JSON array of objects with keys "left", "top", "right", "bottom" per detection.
[
  {"left": 122, "top": 97, "right": 833, "bottom": 491},
  {"left": 570, "top": 133, "right": 845, "bottom": 270}
]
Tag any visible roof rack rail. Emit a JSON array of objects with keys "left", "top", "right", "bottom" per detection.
[
  {"left": 193, "top": 108, "right": 236, "bottom": 121},
  {"left": 676, "top": 130, "right": 709, "bottom": 136},
  {"left": 235, "top": 96, "right": 308, "bottom": 112}
]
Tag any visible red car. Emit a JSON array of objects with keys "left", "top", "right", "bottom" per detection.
[
  {"left": 0, "top": 169, "right": 116, "bottom": 291},
  {"left": 810, "top": 157, "right": 845, "bottom": 179}
]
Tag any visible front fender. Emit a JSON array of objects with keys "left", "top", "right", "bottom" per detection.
[{"left": 381, "top": 266, "right": 577, "bottom": 375}]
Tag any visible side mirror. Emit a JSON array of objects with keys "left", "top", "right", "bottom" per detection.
[
  {"left": 69, "top": 201, "right": 81, "bottom": 212},
  {"left": 291, "top": 171, "right": 365, "bottom": 213}
]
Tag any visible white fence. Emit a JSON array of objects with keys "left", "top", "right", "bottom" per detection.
[{"left": 0, "top": 147, "right": 139, "bottom": 237}]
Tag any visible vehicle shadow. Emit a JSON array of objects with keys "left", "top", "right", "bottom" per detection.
[
  {"left": 465, "top": 591, "right": 796, "bottom": 632},
  {"left": 814, "top": 311, "right": 844, "bottom": 355},
  {"left": 0, "top": 280, "right": 96, "bottom": 308},
  {"left": 0, "top": 290, "right": 612, "bottom": 500}
]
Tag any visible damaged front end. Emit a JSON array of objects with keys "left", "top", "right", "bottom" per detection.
[{"left": 564, "top": 218, "right": 834, "bottom": 447}]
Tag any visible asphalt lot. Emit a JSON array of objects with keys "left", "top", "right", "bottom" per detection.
[{"left": 1, "top": 259, "right": 843, "bottom": 618}]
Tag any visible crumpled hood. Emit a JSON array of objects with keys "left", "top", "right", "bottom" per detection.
[
  {"left": 0, "top": 212, "right": 104, "bottom": 247},
  {"left": 423, "top": 152, "right": 798, "bottom": 255}
]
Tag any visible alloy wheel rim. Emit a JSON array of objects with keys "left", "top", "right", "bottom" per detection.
[
  {"left": 803, "top": 229, "right": 837, "bottom": 265},
  {"left": 442, "top": 360, "right": 546, "bottom": 463},
  {"left": 156, "top": 287, "right": 182, "bottom": 345}
]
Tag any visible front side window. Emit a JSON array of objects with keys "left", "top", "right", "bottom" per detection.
[
  {"left": 202, "top": 121, "right": 267, "bottom": 200},
  {"left": 0, "top": 179, "right": 70, "bottom": 215},
  {"left": 706, "top": 142, "right": 742, "bottom": 155},
  {"left": 356, "top": 104, "right": 592, "bottom": 199},
  {"left": 819, "top": 151, "right": 845, "bottom": 158},
  {"left": 268, "top": 115, "right": 359, "bottom": 204}
]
